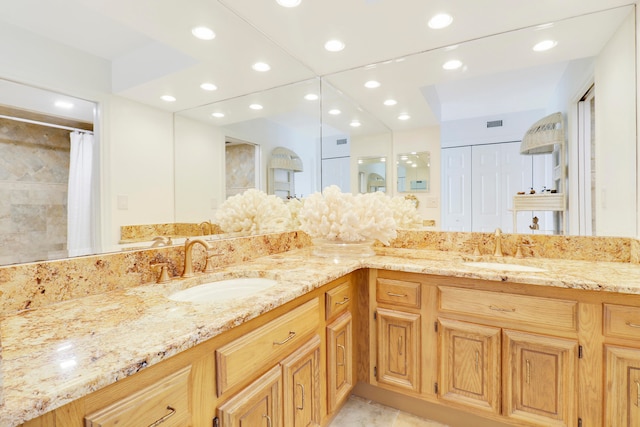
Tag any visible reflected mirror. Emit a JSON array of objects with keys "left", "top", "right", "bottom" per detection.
[
  {"left": 397, "top": 152, "right": 430, "bottom": 193},
  {"left": 357, "top": 157, "right": 387, "bottom": 193}
]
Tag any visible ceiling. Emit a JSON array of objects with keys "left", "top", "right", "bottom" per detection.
[{"left": 0, "top": 0, "right": 635, "bottom": 131}]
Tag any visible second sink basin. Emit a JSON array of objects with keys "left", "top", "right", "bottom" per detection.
[
  {"left": 168, "top": 278, "right": 278, "bottom": 304},
  {"left": 462, "top": 261, "right": 546, "bottom": 273}
]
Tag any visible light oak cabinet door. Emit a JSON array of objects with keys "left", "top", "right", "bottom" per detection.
[
  {"left": 438, "top": 318, "right": 501, "bottom": 414},
  {"left": 605, "top": 345, "right": 640, "bottom": 427},
  {"left": 217, "top": 365, "right": 282, "bottom": 427},
  {"left": 503, "top": 330, "right": 577, "bottom": 427},
  {"left": 327, "top": 311, "right": 353, "bottom": 413},
  {"left": 282, "top": 336, "right": 321, "bottom": 427},
  {"left": 376, "top": 308, "right": 420, "bottom": 393}
]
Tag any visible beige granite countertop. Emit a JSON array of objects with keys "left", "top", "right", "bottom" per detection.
[{"left": 2, "top": 247, "right": 640, "bottom": 426}]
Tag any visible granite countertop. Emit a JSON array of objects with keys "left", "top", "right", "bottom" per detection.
[{"left": 2, "top": 247, "right": 640, "bottom": 426}]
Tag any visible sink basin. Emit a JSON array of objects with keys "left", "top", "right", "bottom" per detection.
[
  {"left": 168, "top": 278, "right": 278, "bottom": 304},
  {"left": 462, "top": 262, "right": 546, "bottom": 273}
]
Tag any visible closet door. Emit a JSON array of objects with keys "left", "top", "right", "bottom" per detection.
[{"left": 441, "top": 146, "right": 472, "bottom": 231}]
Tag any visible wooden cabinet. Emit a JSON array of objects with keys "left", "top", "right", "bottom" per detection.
[
  {"left": 282, "top": 336, "right": 321, "bottom": 427},
  {"left": 376, "top": 307, "right": 420, "bottom": 393},
  {"left": 327, "top": 311, "right": 353, "bottom": 413},
  {"left": 605, "top": 345, "right": 640, "bottom": 426},
  {"left": 84, "top": 366, "right": 192, "bottom": 427},
  {"left": 217, "top": 365, "right": 282, "bottom": 427},
  {"left": 503, "top": 330, "right": 577, "bottom": 427},
  {"left": 438, "top": 318, "right": 501, "bottom": 414}
]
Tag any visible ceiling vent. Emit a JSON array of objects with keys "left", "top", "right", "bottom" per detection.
[
  {"left": 486, "top": 120, "right": 503, "bottom": 128},
  {"left": 336, "top": 138, "right": 348, "bottom": 145}
]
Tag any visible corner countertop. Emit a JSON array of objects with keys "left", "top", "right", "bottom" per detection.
[{"left": 2, "top": 247, "right": 640, "bottom": 426}]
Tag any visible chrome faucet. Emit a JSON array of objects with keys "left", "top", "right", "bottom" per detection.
[
  {"left": 182, "top": 238, "right": 213, "bottom": 278},
  {"left": 493, "top": 228, "right": 503, "bottom": 257}
]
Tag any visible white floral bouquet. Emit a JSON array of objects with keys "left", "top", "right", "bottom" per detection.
[
  {"left": 298, "top": 185, "right": 398, "bottom": 245},
  {"left": 215, "top": 189, "right": 291, "bottom": 233}
]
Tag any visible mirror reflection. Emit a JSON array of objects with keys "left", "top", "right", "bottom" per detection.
[
  {"left": 357, "top": 157, "right": 387, "bottom": 193},
  {"left": 397, "top": 152, "right": 430, "bottom": 193}
]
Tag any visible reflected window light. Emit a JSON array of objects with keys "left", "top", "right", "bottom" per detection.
[{"left": 59, "top": 359, "right": 77, "bottom": 370}]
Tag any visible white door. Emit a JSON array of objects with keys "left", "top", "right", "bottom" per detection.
[
  {"left": 441, "top": 147, "right": 472, "bottom": 231},
  {"left": 502, "top": 142, "right": 534, "bottom": 233}
]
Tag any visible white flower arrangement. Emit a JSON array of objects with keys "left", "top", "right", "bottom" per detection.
[
  {"left": 215, "top": 189, "right": 291, "bottom": 233},
  {"left": 287, "top": 198, "right": 303, "bottom": 229},
  {"left": 298, "top": 185, "right": 397, "bottom": 245},
  {"left": 388, "top": 195, "right": 423, "bottom": 229}
]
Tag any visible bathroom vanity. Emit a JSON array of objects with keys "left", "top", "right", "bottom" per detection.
[{"left": 6, "top": 241, "right": 640, "bottom": 427}]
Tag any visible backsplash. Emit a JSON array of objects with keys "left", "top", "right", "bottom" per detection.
[
  {"left": 0, "top": 229, "right": 636, "bottom": 317},
  {"left": 120, "top": 222, "right": 224, "bottom": 243}
]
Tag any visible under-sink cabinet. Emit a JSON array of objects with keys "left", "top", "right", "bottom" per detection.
[{"left": 20, "top": 275, "right": 356, "bottom": 427}]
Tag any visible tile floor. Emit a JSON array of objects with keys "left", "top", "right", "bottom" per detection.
[{"left": 330, "top": 395, "right": 449, "bottom": 427}]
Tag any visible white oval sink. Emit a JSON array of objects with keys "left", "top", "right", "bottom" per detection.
[
  {"left": 168, "top": 278, "right": 278, "bottom": 304},
  {"left": 463, "top": 261, "right": 546, "bottom": 273}
]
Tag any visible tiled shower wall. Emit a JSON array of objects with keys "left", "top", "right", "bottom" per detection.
[{"left": 0, "top": 118, "right": 70, "bottom": 265}]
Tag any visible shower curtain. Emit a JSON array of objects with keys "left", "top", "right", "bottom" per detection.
[{"left": 67, "top": 131, "right": 95, "bottom": 257}]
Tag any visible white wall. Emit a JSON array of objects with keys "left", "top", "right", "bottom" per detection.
[
  {"left": 174, "top": 115, "right": 225, "bottom": 223},
  {"left": 392, "top": 126, "right": 441, "bottom": 228},
  {"left": 595, "top": 10, "right": 637, "bottom": 237},
  {"left": 106, "top": 97, "right": 175, "bottom": 248}
]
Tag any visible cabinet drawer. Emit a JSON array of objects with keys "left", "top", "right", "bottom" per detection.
[
  {"left": 604, "top": 304, "right": 640, "bottom": 340},
  {"left": 376, "top": 277, "right": 421, "bottom": 309},
  {"left": 326, "top": 280, "right": 351, "bottom": 320},
  {"left": 439, "top": 287, "right": 577, "bottom": 331},
  {"left": 84, "top": 366, "right": 191, "bottom": 427},
  {"left": 216, "top": 298, "right": 319, "bottom": 396}
]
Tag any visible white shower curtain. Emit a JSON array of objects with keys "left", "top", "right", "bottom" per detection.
[{"left": 67, "top": 131, "right": 95, "bottom": 257}]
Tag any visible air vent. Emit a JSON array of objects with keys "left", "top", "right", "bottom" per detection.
[
  {"left": 336, "top": 138, "right": 348, "bottom": 145},
  {"left": 487, "top": 120, "right": 503, "bottom": 128}
]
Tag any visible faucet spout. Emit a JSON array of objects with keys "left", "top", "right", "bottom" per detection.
[
  {"left": 182, "top": 238, "right": 212, "bottom": 278},
  {"left": 493, "top": 228, "right": 503, "bottom": 257},
  {"left": 199, "top": 220, "right": 213, "bottom": 236}
]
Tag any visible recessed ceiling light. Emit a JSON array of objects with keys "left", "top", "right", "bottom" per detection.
[
  {"left": 350, "top": 121, "right": 361, "bottom": 127},
  {"left": 200, "top": 82, "right": 218, "bottom": 91},
  {"left": 428, "top": 13, "right": 453, "bottom": 29},
  {"left": 442, "top": 59, "right": 463, "bottom": 70},
  {"left": 384, "top": 99, "right": 397, "bottom": 106},
  {"left": 211, "top": 112, "right": 225, "bottom": 118},
  {"left": 304, "top": 93, "right": 319, "bottom": 101},
  {"left": 398, "top": 113, "right": 411, "bottom": 121},
  {"left": 252, "top": 62, "right": 271, "bottom": 72},
  {"left": 191, "top": 26, "right": 215, "bottom": 40},
  {"left": 364, "top": 80, "right": 381, "bottom": 89},
  {"left": 324, "top": 39, "right": 345, "bottom": 52},
  {"left": 358, "top": 159, "right": 363, "bottom": 164},
  {"left": 380, "top": 158, "right": 386, "bottom": 162},
  {"left": 411, "top": 164, "right": 418, "bottom": 168},
  {"left": 54, "top": 100, "right": 73, "bottom": 109},
  {"left": 533, "top": 40, "right": 558, "bottom": 52},
  {"left": 161, "top": 95, "right": 176, "bottom": 102},
  {"left": 276, "top": 0, "right": 301, "bottom": 7},
  {"left": 249, "top": 104, "right": 263, "bottom": 110},
  {"left": 328, "top": 109, "right": 341, "bottom": 115}
]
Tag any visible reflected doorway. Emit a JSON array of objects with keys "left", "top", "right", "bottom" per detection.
[
  {"left": 577, "top": 85, "right": 596, "bottom": 235},
  {"left": 225, "top": 139, "right": 259, "bottom": 198}
]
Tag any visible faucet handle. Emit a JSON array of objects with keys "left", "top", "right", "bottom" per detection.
[{"left": 151, "top": 262, "right": 171, "bottom": 283}]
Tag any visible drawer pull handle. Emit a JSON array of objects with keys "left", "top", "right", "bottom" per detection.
[
  {"left": 636, "top": 381, "right": 640, "bottom": 407},
  {"left": 398, "top": 335, "right": 403, "bottom": 356},
  {"left": 627, "top": 321, "right": 640, "bottom": 328},
  {"left": 296, "top": 383, "right": 305, "bottom": 410},
  {"left": 337, "top": 344, "right": 346, "bottom": 367},
  {"left": 489, "top": 305, "right": 515, "bottom": 312},
  {"left": 263, "top": 414, "right": 272, "bottom": 427},
  {"left": 273, "top": 331, "right": 296, "bottom": 345},
  {"left": 335, "top": 296, "right": 350, "bottom": 305},
  {"left": 387, "top": 292, "right": 407, "bottom": 298},
  {"left": 526, "top": 360, "right": 531, "bottom": 385},
  {"left": 148, "top": 406, "right": 176, "bottom": 427}
]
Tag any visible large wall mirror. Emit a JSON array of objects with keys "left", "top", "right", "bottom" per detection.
[
  {"left": 0, "top": 3, "right": 636, "bottom": 267},
  {"left": 397, "top": 152, "right": 430, "bottom": 193}
]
